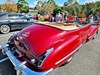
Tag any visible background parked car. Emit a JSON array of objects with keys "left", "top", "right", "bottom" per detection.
[
  {"left": 0, "top": 13, "right": 36, "bottom": 34},
  {"left": 25, "top": 13, "right": 33, "bottom": 19}
]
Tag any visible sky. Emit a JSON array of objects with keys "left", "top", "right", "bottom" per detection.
[{"left": 0, "top": 0, "right": 100, "bottom": 7}]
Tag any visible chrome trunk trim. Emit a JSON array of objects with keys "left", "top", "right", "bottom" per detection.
[{"left": 1, "top": 44, "right": 53, "bottom": 75}]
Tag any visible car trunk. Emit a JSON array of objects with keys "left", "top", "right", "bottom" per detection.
[{"left": 14, "top": 24, "right": 63, "bottom": 58}]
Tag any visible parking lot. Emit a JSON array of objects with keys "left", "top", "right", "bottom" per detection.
[{"left": 0, "top": 29, "right": 100, "bottom": 75}]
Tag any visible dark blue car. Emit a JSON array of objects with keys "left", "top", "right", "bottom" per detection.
[{"left": 0, "top": 13, "right": 35, "bottom": 34}]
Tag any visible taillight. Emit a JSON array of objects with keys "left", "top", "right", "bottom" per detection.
[{"left": 37, "top": 48, "right": 53, "bottom": 67}]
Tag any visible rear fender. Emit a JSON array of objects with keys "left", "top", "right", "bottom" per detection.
[{"left": 40, "top": 35, "right": 81, "bottom": 71}]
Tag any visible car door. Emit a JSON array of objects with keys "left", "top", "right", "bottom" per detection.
[{"left": 7, "top": 14, "right": 23, "bottom": 30}]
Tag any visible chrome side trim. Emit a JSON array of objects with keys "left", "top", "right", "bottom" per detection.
[
  {"left": 55, "top": 44, "right": 82, "bottom": 65},
  {"left": 1, "top": 44, "right": 53, "bottom": 75}
]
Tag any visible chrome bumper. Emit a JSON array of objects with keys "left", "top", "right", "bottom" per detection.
[{"left": 1, "top": 44, "right": 53, "bottom": 75}]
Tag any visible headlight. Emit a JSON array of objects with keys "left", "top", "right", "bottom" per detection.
[{"left": 37, "top": 48, "right": 53, "bottom": 67}]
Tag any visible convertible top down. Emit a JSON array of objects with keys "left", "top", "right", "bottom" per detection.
[
  {"left": 36, "top": 22, "right": 79, "bottom": 30},
  {"left": 0, "top": 22, "right": 99, "bottom": 75}
]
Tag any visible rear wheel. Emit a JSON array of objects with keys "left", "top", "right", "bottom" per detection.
[
  {"left": 96, "top": 30, "right": 99, "bottom": 34},
  {"left": 93, "top": 31, "right": 98, "bottom": 39},
  {"left": 0, "top": 25, "right": 10, "bottom": 34},
  {"left": 93, "top": 33, "right": 97, "bottom": 39}
]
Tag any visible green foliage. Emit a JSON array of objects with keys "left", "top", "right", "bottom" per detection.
[
  {"left": 63, "top": 2, "right": 82, "bottom": 15},
  {"left": 63, "top": 1, "right": 100, "bottom": 16},
  {"left": 53, "top": 5, "right": 64, "bottom": 17},
  {"left": 17, "top": 0, "right": 29, "bottom": 13},
  {"left": 80, "top": 1, "right": 100, "bottom": 16},
  {"left": 54, "top": 5, "right": 62, "bottom": 13},
  {"left": 63, "top": 6, "right": 74, "bottom": 14},
  {"left": 95, "top": 7, "right": 100, "bottom": 16},
  {"left": 35, "top": 0, "right": 56, "bottom": 15},
  {"left": 93, "top": 2, "right": 100, "bottom": 16},
  {"left": 34, "top": 0, "right": 100, "bottom": 16}
]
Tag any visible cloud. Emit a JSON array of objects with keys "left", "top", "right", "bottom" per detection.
[
  {"left": 30, "top": 1, "right": 38, "bottom": 7},
  {"left": 83, "top": 0, "right": 100, "bottom": 4},
  {"left": 34, "top": 0, "right": 48, "bottom": 2},
  {"left": 34, "top": 1, "right": 38, "bottom": 5},
  {"left": 57, "top": 4, "right": 63, "bottom": 6}
]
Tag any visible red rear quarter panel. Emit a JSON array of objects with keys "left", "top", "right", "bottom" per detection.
[
  {"left": 40, "top": 35, "right": 81, "bottom": 71},
  {"left": 88, "top": 25, "right": 99, "bottom": 40}
]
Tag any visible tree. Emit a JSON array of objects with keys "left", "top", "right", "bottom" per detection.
[
  {"left": 34, "top": 0, "right": 100, "bottom": 16},
  {"left": 53, "top": 5, "right": 63, "bottom": 14},
  {"left": 96, "top": 1, "right": 100, "bottom": 7},
  {"left": 2, "top": 0, "right": 17, "bottom": 12},
  {"left": 46, "top": 0, "right": 56, "bottom": 14},
  {"left": 17, "top": 0, "right": 29, "bottom": 13},
  {"left": 75, "top": 2, "right": 82, "bottom": 14},
  {"left": 0, "top": 4, "right": 2, "bottom": 11},
  {"left": 64, "top": 0, "right": 77, "bottom": 6},
  {"left": 34, "top": 1, "right": 43, "bottom": 10},
  {"left": 34, "top": 0, "right": 56, "bottom": 15},
  {"left": 95, "top": 1, "right": 100, "bottom": 16},
  {"left": 63, "top": 0, "right": 82, "bottom": 15}
]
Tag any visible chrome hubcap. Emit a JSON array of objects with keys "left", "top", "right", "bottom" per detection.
[{"left": 0, "top": 25, "right": 10, "bottom": 33}]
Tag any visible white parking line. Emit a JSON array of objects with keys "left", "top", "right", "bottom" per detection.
[
  {"left": 0, "top": 35, "right": 11, "bottom": 38},
  {"left": 0, "top": 31, "right": 19, "bottom": 38},
  {"left": 0, "top": 57, "right": 9, "bottom": 63}
]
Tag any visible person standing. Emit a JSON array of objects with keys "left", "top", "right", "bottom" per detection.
[
  {"left": 89, "top": 14, "right": 94, "bottom": 23},
  {"left": 49, "top": 13, "right": 55, "bottom": 22},
  {"left": 56, "top": 12, "right": 62, "bottom": 22},
  {"left": 64, "top": 11, "right": 68, "bottom": 22},
  {"left": 62, "top": 12, "right": 65, "bottom": 22},
  {"left": 98, "top": 16, "right": 100, "bottom": 24}
]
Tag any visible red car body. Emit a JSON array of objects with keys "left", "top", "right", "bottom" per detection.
[
  {"left": 67, "top": 16, "right": 75, "bottom": 22},
  {"left": 1, "top": 22, "right": 99, "bottom": 75}
]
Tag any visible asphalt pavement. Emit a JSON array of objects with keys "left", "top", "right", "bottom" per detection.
[{"left": 0, "top": 29, "right": 100, "bottom": 75}]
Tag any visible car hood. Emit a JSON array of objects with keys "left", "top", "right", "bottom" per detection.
[{"left": 17, "top": 24, "right": 63, "bottom": 56}]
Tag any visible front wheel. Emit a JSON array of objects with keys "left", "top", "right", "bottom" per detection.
[
  {"left": 0, "top": 25, "right": 10, "bottom": 34},
  {"left": 93, "top": 30, "right": 99, "bottom": 39}
]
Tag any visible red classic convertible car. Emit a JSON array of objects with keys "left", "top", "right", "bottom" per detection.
[{"left": 0, "top": 22, "right": 99, "bottom": 75}]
